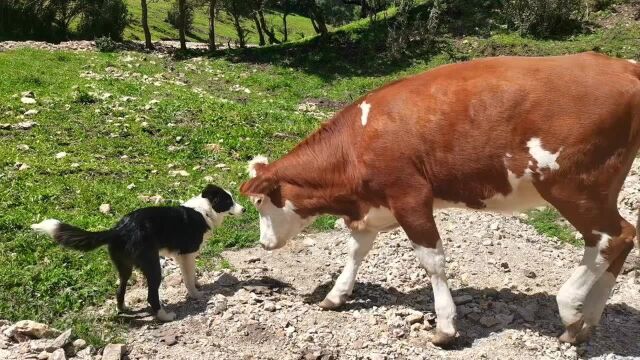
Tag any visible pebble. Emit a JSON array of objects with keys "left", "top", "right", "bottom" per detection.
[
  {"left": 55, "top": 152, "right": 67, "bottom": 159},
  {"left": 102, "top": 343, "right": 125, "bottom": 360},
  {"left": 50, "top": 349, "right": 65, "bottom": 360},
  {"left": 99, "top": 204, "right": 111, "bottom": 214}
]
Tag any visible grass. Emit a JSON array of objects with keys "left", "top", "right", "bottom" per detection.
[
  {"left": 123, "top": 0, "right": 317, "bottom": 44},
  {"left": 524, "top": 208, "right": 582, "bottom": 246},
  {"left": 1, "top": 5, "right": 638, "bottom": 346}
]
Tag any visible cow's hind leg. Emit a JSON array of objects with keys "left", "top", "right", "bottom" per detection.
[
  {"left": 389, "top": 192, "right": 457, "bottom": 347},
  {"left": 320, "top": 229, "right": 376, "bottom": 309},
  {"left": 539, "top": 185, "right": 636, "bottom": 344}
]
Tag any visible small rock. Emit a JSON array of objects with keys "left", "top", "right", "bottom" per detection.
[
  {"left": 524, "top": 270, "right": 537, "bottom": 279},
  {"left": 72, "top": 338, "right": 87, "bottom": 352},
  {"left": 263, "top": 301, "right": 276, "bottom": 312},
  {"left": 4, "top": 320, "right": 59, "bottom": 339},
  {"left": 17, "top": 163, "right": 30, "bottom": 171},
  {"left": 0, "top": 123, "right": 11, "bottom": 130},
  {"left": 24, "top": 109, "right": 39, "bottom": 116},
  {"left": 21, "top": 96, "right": 37, "bottom": 104},
  {"left": 55, "top": 152, "right": 67, "bottom": 159},
  {"left": 99, "top": 204, "right": 111, "bottom": 214},
  {"left": 405, "top": 313, "right": 424, "bottom": 325},
  {"left": 334, "top": 218, "right": 347, "bottom": 230},
  {"left": 50, "top": 348, "right": 66, "bottom": 360},
  {"left": 204, "top": 143, "right": 222, "bottom": 153},
  {"left": 169, "top": 170, "right": 189, "bottom": 177},
  {"left": 246, "top": 256, "right": 260, "bottom": 263},
  {"left": 160, "top": 334, "right": 177, "bottom": 346},
  {"left": 210, "top": 295, "right": 227, "bottom": 314},
  {"left": 478, "top": 315, "right": 500, "bottom": 328},
  {"left": 17, "top": 144, "right": 30, "bottom": 151},
  {"left": 126, "top": 184, "right": 135, "bottom": 190},
  {"left": 46, "top": 329, "right": 72, "bottom": 351},
  {"left": 453, "top": 295, "right": 473, "bottom": 305},
  {"left": 37, "top": 351, "right": 49, "bottom": 360},
  {"left": 15, "top": 121, "right": 37, "bottom": 130},
  {"left": 500, "top": 262, "right": 510, "bottom": 272},
  {"left": 482, "top": 240, "right": 493, "bottom": 246},
  {"left": 102, "top": 343, "right": 125, "bottom": 360}
]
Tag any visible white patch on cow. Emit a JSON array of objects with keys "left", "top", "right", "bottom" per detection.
[
  {"left": 527, "top": 137, "right": 562, "bottom": 178},
  {"left": 413, "top": 241, "right": 456, "bottom": 337},
  {"left": 583, "top": 271, "right": 616, "bottom": 326},
  {"left": 628, "top": 59, "right": 637, "bottom": 64},
  {"left": 359, "top": 100, "right": 371, "bottom": 126},
  {"left": 257, "top": 198, "right": 315, "bottom": 250},
  {"left": 324, "top": 230, "right": 377, "bottom": 305},
  {"left": 557, "top": 231, "right": 611, "bottom": 326},
  {"left": 361, "top": 206, "right": 398, "bottom": 232},
  {"left": 247, "top": 155, "right": 269, "bottom": 178},
  {"left": 31, "top": 219, "right": 61, "bottom": 237}
]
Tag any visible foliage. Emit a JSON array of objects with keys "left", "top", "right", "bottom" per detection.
[
  {"left": 94, "top": 36, "right": 119, "bottom": 52},
  {"left": 167, "top": 0, "right": 195, "bottom": 33},
  {"left": 78, "top": 0, "right": 129, "bottom": 40},
  {"left": 503, "top": 0, "right": 586, "bottom": 37},
  {"left": 524, "top": 208, "right": 582, "bottom": 245}
]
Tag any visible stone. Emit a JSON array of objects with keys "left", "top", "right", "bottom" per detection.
[
  {"left": 516, "top": 304, "right": 538, "bottom": 322},
  {"left": 4, "top": 320, "right": 59, "bottom": 339},
  {"left": 102, "top": 343, "right": 125, "bottom": 360},
  {"left": 263, "top": 301, "right": 276, "bottom": 312},
  {"left": 15, "top": 121, "right": 37, "bottom": 130},
  {"left": 405, "top": 313, "right": 424, "bottom": 325},
  {"left": 21, "top": 96, "right": 37, "bottom": 104},
  {"left": 453, "top": 295, "right": 473, "bottom": 305},
  {"left": 524, "top": 270, "right": 537, "bottom": 279},
  {"left": 55, "top": 152, "right": 67, "bottom": 159},
  {"left": 46, "top": 329, "right": 72, "bottom": 351},
  {"left": 500, "top": 262, "right": 510, "bottom": 272},
  {"left": 50, "top": 348, "right": 66, "bottom": 360},
  {"left": 169, "top": 170, "right": 189, "bottom": 177},
  {"left": 17, "top": 144, "right": 32, "bottom": 150},
  {"left": 37, "top": 351, "right": 49, "bottom": 360},
  {"left": 24, "top": 109, "right": 39, "bottom": 116},
  {"left": 482, "top": 240, "right": 493, "bottom": 246},
  {"left": 99, "top": 204, "right": 111, "bottom": 215},
  {"left": 72, "top": 338, "right": 87, "bottom": 352},
  {"left": 478, "top": 315, "right": 500, "bottom": 328}
]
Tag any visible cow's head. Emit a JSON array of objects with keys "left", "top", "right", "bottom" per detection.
[{"left": 240, "top": 156, "right": 316, "bottom": 250}]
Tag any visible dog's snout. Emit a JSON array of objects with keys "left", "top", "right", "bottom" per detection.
[{"left": 241, "top": 207, "right": 246, "bottom": 213}]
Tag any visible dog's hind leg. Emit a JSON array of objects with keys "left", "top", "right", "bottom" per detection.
[
  {"left": 138, "top": 253, "right": 175, "bottom": 322},
  {"left": 109, "top": 247, "right": 133, "bottom": 313},
  {"left": 176, "top": 253, "right": 202, "bottom": 299}
]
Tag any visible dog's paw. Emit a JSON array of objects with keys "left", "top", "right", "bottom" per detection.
[{"left": 156, "top": 308, "right": 176, "bottom": 322}]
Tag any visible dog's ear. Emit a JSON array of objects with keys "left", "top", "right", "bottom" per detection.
[{"left": 202, "top": 184, "right": 225, "bottom": 203}]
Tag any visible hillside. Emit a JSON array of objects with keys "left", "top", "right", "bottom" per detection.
[{"left": 124, "top": 0, "right": 317, "bottom": 44}]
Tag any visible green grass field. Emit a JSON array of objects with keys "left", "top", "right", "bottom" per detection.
[
  {"left": 124, "top": 0, "right": 317, "bottom": 44},
  {"left": 1, "top": 6, "right": 639, "bottom": 344}
]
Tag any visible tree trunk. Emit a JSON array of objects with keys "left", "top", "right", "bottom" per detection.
[
  {"left": 252, "top": 14, "right": 266, "bottom": 46},
  {"left": 208, "top": 0, "right": 217, "bottom": 51},
  {"left": 178, "top": 0, "right": 187, "bottom": 50},
  {"left": 257, "top": 10, "right": 280, "bottom": 44},
  {"left": 311, "top": 7, "right": 328, "bottom": 35},
  {"left": 231, "top": 12, "right": 246, "bottom": 48},
  {"left": 282, "top": 12, "right": 288, "bottom": 42},
  {"left": 141, "top": 0, "right": 153, "bottom": 49}
]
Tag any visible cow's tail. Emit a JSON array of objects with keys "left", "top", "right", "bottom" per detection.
[{"left": 31, "top": 219, "right": 116, "bottom": 251}]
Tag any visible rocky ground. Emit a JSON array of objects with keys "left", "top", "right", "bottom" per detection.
[
  {"left": 0, "top": 40, "right": 247, "bottom": 53},
  {"left": 5, "top": 163, "right": 638, "bottom": 359}
]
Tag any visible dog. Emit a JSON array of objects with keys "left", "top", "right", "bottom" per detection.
[{"left": 31, "top": 184, "right": 244, "bottom": 322}]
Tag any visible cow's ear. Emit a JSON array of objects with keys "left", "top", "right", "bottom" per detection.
[
  {"left": 240, "top": 174, "right": 278, "bottom": 197},
  {"left": 247, "top": 155, "right": 269, "bottom": 178}
]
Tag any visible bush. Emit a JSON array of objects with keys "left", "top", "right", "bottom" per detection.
[
  {"left": 166, "top": 2, "right": 194, "bottom": 33},
  {"left": 78, "top": 0, "right": 129, "bottom": 41},
  {"left": 504, "top": 0, "right": 586, "bottom": 38},
  {"left": 94, "top": 36, "right": 118, "bottom": 52}
]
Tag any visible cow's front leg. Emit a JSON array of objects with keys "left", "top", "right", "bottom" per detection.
[
  {"left": 390, "top": 189, "right": 457, "bottom": 347},
  {"left": 320, "top": 229, "right": 377, "bottom": 309}
]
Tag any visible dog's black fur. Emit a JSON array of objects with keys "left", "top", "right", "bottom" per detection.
[{"left": 32, "top": 184, "right": 242, "bottom": 319}]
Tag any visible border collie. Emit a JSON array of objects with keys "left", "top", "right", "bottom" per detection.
[{"left": 31, "top": 184, "right": 244, "bottom": 322}]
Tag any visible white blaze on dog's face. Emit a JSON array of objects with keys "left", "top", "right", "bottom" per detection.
[
  {"left": 242, "top": 156, "right": 315, "bottom": 250},
  {"left": 186, "top": 184, "right": 245, "bottom": 228}
]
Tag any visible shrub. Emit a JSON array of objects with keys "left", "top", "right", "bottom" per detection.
[
  {"left": 78, "top": 0, "right": 129, "bottom": 41},
  {"left": 504, "top": 0, "right": 586, "bottom": 38},
  {"left": 166, "top": 2, "right": 194, "bottom": 33},
  {"left": 95, "top": 36, "right": 118, "bottom": 52}
]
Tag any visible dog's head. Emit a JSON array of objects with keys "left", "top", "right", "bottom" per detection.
[{"left": 201, "top": 184, "right": 245, "bottom": 217}]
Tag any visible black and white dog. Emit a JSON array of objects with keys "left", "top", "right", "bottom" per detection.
[{"left": 31, "top": 184, "right": 244, "bottom": 322}]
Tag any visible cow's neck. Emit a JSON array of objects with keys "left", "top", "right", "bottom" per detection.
[{"left": 270, "top": 117, "right": 361, "bottom": 218}]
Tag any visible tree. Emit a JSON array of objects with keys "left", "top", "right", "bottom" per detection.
[
  {"left": 141, "top": 0, "right": 153, "bottom": 49},
  {"left": 222, "top": 0, "right": 252, "bottom": 47},
  {"left": 79, "top": 0, "right": 129, "bottom": 41},
  {"left": 255, "top": 0, "right": 281, "bottom": 44},
  {"left": 178, "top": 0, "right": 187, "bottom": 50},
  {"left": 300, "top": 0, "right": 328, "bottom": 35},
  {"left": 208, "top": 0, "right": 218, "bottom": 51}
]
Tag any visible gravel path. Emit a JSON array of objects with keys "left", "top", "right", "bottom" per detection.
[{"left": 119, "top": 162, "right": 640, "bottom": 360}]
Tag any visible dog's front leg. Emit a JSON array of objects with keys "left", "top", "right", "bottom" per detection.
[{"left": 176, "top": 253, "right": 203, "bottom": 299}]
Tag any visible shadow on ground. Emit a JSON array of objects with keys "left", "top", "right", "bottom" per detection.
[{"left": 304, "top": 278, "right": 640, "bottom": 357}]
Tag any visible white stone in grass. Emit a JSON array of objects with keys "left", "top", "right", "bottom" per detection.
[
  {"left": 17, "top": 144, "right": 30, "bottom": 151},
  {"left": 55, "top": 152, "right": 67, "bottom": 159},
  {"left": 24, "top": 109, "right": 39, "bottom": 116},
  {"left": 99, "top": 204, "right": 111, "bottom": 214},
  {"left": 169, "top": 170, "right": 190, "bottom": 177},
  {"left": 21, "top": 97, "right": 37, "bottom": 104},
  {"left": 127, "top": 183, "right": 136, "bottom": 190}
]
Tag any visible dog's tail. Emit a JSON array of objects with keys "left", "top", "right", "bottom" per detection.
[{"left": 31, "top": 219, "right": 116, "bottom": 251}]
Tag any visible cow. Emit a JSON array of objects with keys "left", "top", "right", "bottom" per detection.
[{"left": 240, "top": 52, "right": 640, "bottom": 347}]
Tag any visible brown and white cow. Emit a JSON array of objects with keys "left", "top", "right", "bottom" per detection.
[{"left": 240, "top": 52, "right": 640, "bottom": 347}]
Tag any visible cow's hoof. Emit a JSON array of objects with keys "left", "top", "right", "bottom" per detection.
[
  {"left": 431, "top": 331, "right": 456, "bottom": 348},
  {"left": 319, "top": 297, "right": 344, "bottom": 310},
  {"left": 559, "top": 320, "right": 587, "bottom": 344}
]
